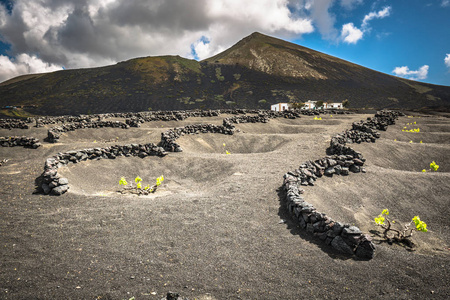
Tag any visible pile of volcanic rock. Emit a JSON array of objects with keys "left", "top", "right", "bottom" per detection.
[
  {"left": 46, "top": 120, "right": 129, "bottom": 143},
  {"left": 283, "top": 176, "right": 375, "bottom": 258},
  {"left": 121, "top": 109, "right": 279, "bottom": 128},
  {"left": 35, "top": 115, "right": 97, "bottom": 126},
  {"left": 159, "top": 113, "right": 278, "bottom": 152},
  {"left": 39, "top": 143, "right": 167, "bottom": 195},
  {"left": 299, "top": 109, "right": 351, "bottom": 116},
  {"left": 286, "top": 154, "right": 366, "bottom": 187},
  {"left": 282, "top": 110, "right": 403, "bottom": 258},
  {"left": 351, "top": 110, "right": 404, "bottom": 133},
  {"left": 0, "top": 136, "right": 41, "bottom": 148},
  {"left": 125, "top": 111, "right": 209, "bottom": 127},
  {"left": 328, "top": 110, "right": 404, "bottom": 155},
  {"left": 0, "top": 118, "right": 33, "bottom": 129},
  {"left": 124, "top": 110, "right": 250, "bottom": 127},
  {"left": 159, "top": 110, "right": 338, "bottom": 153},
  {"left": 226, "top": 114, "right": 270, "bottom": 124},
  {"left": 161, "top": 292, "right": 189, "bottom": 300},
  {"left": 160, "top": 121, "right": 235, "bottom": 152},
  {"left": 266, "top": 110, "right": 303, "bottom": 119},
  {"left": 37, "top": 109, "right": 232, "bottom": 127},
  {"left": 115, "top": 109, "right": 224, "bottom": 120}
]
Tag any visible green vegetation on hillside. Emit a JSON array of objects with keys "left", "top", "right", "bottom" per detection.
[{"left": 0, "top": 32, "right": 449, "bottom": 116}]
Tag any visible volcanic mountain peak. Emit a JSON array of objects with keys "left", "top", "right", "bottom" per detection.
[
  {"left": 204, "top": 32, "right": 325, "bottom": 79},
  {"left": 204, "top": 32, "right": 361, "bottom": 80},
  {"left": 1, "top": 31, "right": 449, "bottom": 116}
]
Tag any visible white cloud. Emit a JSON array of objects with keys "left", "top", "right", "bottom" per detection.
[
  {"left": 0, "top": 54, "right": 63, "bottom": 82},
  {"left": 304, "top": 0, "right": 338, "bottom": 41},
  {"left": 191, "top": 36, "right": 212, "bottom": 60},
  {"left": 445, "top": 54, "right": 450, "bottom": 68},
  {"left": 442, "top": 0, "right": 450, "bottom": 7},
  {"left": 0, "top": 0, "right": 319, "bottom": 82},
  {"left": 206, "top": 0, "right": 314, "bottom": 35},
  {"left": 341, "top": 6, "right": 392, "bottom": 44},
  {"left": 362, "top": 6, "right": 391, "bottom": 29},
  {"left": 392, "top": 65, "right": 429, "bottom": 80},
  {"left": 341, "top": 23, "right": 363, "bottom": 44}
]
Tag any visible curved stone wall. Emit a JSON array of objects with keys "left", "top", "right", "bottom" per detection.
[
  {"left": 282, "top": 110, "right": 404, "bottom": 258},
  {"left": 157, "top": 110, "right": 333, "bottom": 152},
  {"left": 46, "top": 120, "right": 130, "bottom": 143},
  {"left": 0, "top": 118, "right": 33, "bottom": 129},
  {"left": 0, "top": 136, "right": 41, "bottom": 148},
  {"left": 38, "top": 143, "right": 167, "bottom": 195}
]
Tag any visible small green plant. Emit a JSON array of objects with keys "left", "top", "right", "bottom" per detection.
[
  {"left": 374, "top": 209, "right": 428, "bottom": 248},
  {"left": 135, "top": 176, "right": 142, "bottom": 189},
  {"left": 402, "top": 127, "right": 420, "bottom": 133},
  {"left": 119, "top": 177, "right": 128, "bottom": 186},
  {"left": 118, "top": 175, "right": 165, "bottom": 195},
  {"left": 223, "top": 143, "right": 230, "bottom": 154},
  {"left": 422, "top": 161, "right": 439, "bottom": 172},
  {"left": 430, "top": 161, "right": 439, "bottom": 171},
  {"left": 156, "top": 175, "right": 164, "bottom": 186}
]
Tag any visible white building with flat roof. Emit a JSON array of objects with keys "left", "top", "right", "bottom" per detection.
[
  {"left": 302, "top": 100, "right": 343, "bottom": 110},
  {"left": 323, "top": 102, "right": 343, "bottom": 109},
  {"left": 303, "top": 100, "right": 317, "bottom": 110},
  {"left": 271, "top": 103, "right": 290, "bottom": 111}
]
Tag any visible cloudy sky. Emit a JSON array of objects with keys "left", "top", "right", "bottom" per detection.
[{"left": 0, "top": 0, "right": 449, "bottom": 85}]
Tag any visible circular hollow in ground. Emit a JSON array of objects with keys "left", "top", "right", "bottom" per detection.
[
  {"left": 58, "top": 155, "right": 236, "bottom": 196},
  {"left": 352, "top": 140, "right": 450, "bottom": 172},
  {"left": 176, "top": 133, "right": 293, "bottom": 154}
]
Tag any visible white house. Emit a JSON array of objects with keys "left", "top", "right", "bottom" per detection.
[
  {"left": 323, "top": 102, "right": 343, "bottom": 109},
  {"left": 302, "top": 100, "right": 343, "bottom": 110},
  {"left": 302, "top": 100, "right": 317, "bottom": 110},
  {"left": 271, "top": 103, "right": 290, "bottom": 111}
]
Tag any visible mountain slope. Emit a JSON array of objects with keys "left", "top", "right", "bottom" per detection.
[{"left": 0, "top": 32, "right": 449, "bottom": 116}]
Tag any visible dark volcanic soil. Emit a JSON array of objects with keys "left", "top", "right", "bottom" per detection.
[{"left": 1, "top": 113, "right": 449, "bottom": 299}]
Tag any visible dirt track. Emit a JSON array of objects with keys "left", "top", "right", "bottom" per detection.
[{"left": 1, "top": 113, "right": 449, "bottom": 299}]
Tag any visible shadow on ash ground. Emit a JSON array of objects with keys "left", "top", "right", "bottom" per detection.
[{"left": 0, "top": 113, "right": 449, "bottom": 299}]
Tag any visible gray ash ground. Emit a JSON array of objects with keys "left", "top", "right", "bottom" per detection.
[{"left": 0, "top": 112, "right": 449, "bottom": 299}]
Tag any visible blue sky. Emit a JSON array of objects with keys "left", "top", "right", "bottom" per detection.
[
  {"left": 292, "top": 0, "right": 450, "bottom": 86},
  {"left": 0, "top": 0, "right": 449, "bottom": 86}
]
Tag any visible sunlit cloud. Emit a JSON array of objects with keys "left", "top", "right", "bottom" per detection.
[
  {"left": 341, "top": 6, "right": 391, "bottom": 44},
  {"left": 392, "top": 65, "right": 429, "bottom": 80}
]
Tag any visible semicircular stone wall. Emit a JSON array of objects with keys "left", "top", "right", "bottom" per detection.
[{"left": 282, "top": 110, "right": 404, "bottom": 259}]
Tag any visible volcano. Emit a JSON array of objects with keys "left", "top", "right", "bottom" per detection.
[{"left": 1, "top": 32, "right": 449, "bottom": 116}]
